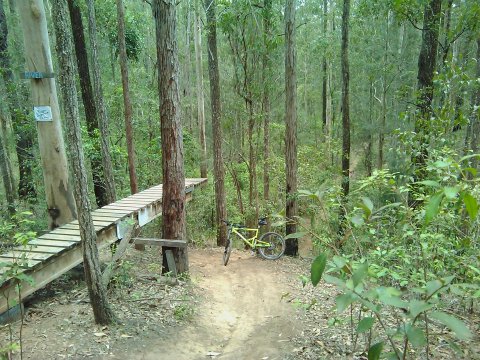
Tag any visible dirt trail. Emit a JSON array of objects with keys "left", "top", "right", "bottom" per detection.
[{"left": 131, "top": 249, "right": 299, "bottom": 360}]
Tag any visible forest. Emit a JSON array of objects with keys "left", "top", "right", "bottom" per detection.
[{"left": 0, "top": 0, "right": 479, "bottom": 358}]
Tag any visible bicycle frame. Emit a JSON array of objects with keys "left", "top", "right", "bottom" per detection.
[{"left": 229, "top": 226, "right": 270, "bottom": 249}]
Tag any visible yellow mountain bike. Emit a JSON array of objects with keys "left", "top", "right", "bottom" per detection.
[{"left": 222, "top": 218, "right": 285, "bottom": 266}]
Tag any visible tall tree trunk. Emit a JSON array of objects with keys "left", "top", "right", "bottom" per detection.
[
  {"left": 339, "top": 0, "right": 351, "bottom": 235},
  {"left": 470, "top": 37, "right": 480, "bottom": 171},
  {"left": 284, "top": 0, "right": 298, "bottom": 255},
  {"left": 205, "top": 0, "right": 227, "bottom": 246},
  {"left": 378, "top": 13, "right": 389, "bottom": 170},
  {"left": 67, "top": 0, "right": 109, "bottom": 207},
  {"left": 86, "top": 0, "right": 117, "bottom": 204},
  {"left": 321, "top": 0, "right": 328, "bottom": 139},
  {"left": 116, "top": 0, "right": 138, "bottom": 194},
  {"left": 365, "top": 80, "right": 373, "bottom": 177},
  {"left": 0, "top": 112, "right": 15, "bottom": 216},
  {"left": 412, "top": 0, "right": 441, "bottom": 180},
  {"left": 194, "top": 2, "right": 207, "bottom": 178},
  {"left": 183, "top": 0, "right": 193, "bottom": 133},
  {"left": 153, "top": 0, "right": 188, "bottom": 273},
  {"left": 262, "top": 0, "right": 272, "bottom": 202},
  {"left": 52, "top": 0, "right": 116, "bottom": 325},
  {"left": 18, "top": 0, "right": 76, "bottom": 229},
  {"left": 0, "top": 0, "right": 36, "bottom": 200}
]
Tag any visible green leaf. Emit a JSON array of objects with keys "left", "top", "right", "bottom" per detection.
[
  {"left": 429, "top": 311, "right": 472, "bottom": 340},
  {"left": 323, "top": 274, "right": 346, "bottom": 288},
  {"left": 299, "top": 275, "right": 309, "bottom": 288},
  {"left": 459, "top": 154, "right": 480, "bottom": 163},
  {"left": 357, "top": 317, "right": 375, "bottom": 333},
  {"left": 426, "top": 279, "right": 443, "bottom": 297},
  {"left": 336, "top": 293, "right": 354, "bottom": 313},
  {"left": 359, "top": 197, "right": 374, "bottom": 219},
  {"left": 443, "top": 186, "right": 459, "bottom": 200},
  {"left": 405, "top": 324, "right": 427, "bottom": 347},
  {"left": 425, "top": 192, "right": 444, "bottom": 224},
  {"left": 417, "top": 180, "right": 441, "bottom": 188},
  {"left": 408, "top": 300, "right": 433, "bottom": 319},
  {"left": 284, "top": 232, "right": 306, "bottom": 240},
  {"left": 368, "top": 342, "right": 384, "bottom": 360},
  {"left": 377, "top": 287, "right": 407, "bottom": 309},
  {"left": 433, "top": 160, "right": 449, "bottom": 168},
  {"left": 310, "top": 253, "right": 327, "bottom": 287},
  {"left": 463, "top": 193, "right": 478, "bottom": 220},
  {"left": 351, "top": 214, "right": 364, "bottom": 226},
  {"left": 352, "top": 263, "right": 368, "bottom": 288}
]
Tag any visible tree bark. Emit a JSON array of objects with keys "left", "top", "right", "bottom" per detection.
[
  {"left": 378, "top": 13, "right": 389, "bottom": 171},
  {"left": 153, "top": 0, "right": 188, "bottom": 273},
  {"left": 205, "top": 0, "right": 227, "bottom": 246},
  {"left": 18, "top": 0, "right": 76, "bottom": 229},
  {"left": 262, "top": 0, "right": 272, "bottom": 202},
  {"left": 321, "top": 0, "right": 328, "bottom": 139},
  {"left": 0, "top": 111, "right": 15, "bottom": 216},
  {"left": 51, "top": 0, "right": 116, "bottom": 325},
  {"left": 0, "top": 0, "right": 36, "bottom": 200},
  {"left": 194, "top": 2, "right": 207, "bottom": 178},
  {"left": 183, "top": 0, "right": 193, "bottom": 133},
  {"left": 284, "top": 0, "right": 298, "bottom": 256},
  {"left": 67, "top": 0, "right": 109, "bottom": 207},
  {"left": 116, "top": 0, "right": 138, "bottom": 195},
  {"left": 412, "top": 0, "right": 442, "bottom": 181},
  {"left": 470, "top": 37, "right": 480, "bottom": 171},
  {"left": 341, "top": 0, "right": 350, "bottom": 199},
  {"left": 86, "top": 0, "right": 117, "bottom": 204}
]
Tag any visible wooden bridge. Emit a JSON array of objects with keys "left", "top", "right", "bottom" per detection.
[{"left": 0, "top": 178, "right": 207, "bottom": 314}]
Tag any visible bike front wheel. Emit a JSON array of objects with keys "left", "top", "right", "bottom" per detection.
[
  {"left": 223, "top": 238, "right": 232, "bottom": 266},
  {"left": 258, "top": 232, "right": 285, "bottom": 260}
]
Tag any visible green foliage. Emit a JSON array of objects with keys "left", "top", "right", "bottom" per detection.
[{"left": 302, "top": 149, "right": 478, "bottom": 358}]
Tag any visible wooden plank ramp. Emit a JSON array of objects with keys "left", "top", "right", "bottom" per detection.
[{"left": 0, "top": 178, "right": 207, "bottom": 314}]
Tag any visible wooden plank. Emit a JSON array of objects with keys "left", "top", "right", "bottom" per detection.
[
  {"left": 132, "top": 238, "right": 187, "bottom": 248},
  {"left": 0, "top": 256, "right": 42, "bottom": 268},
  {"left": 71, "top": 220, "right": 114, "bottom": 227},
  {"left": 28, "top": 239, "right": 76, "bottom": 248},
  {"left": 102, "top": 204, "right": 140, "bottom": 210},
  {"left": 0, "top": 250, "right": 53, "bottom": 262},
  {"left": 92, "top": 209, "right": 131, "bottom": 216},
  {"left": 15, "top": 245, "right": 65, "bottom": 255},
  {"left": 90, "top": 215, "right": 122, "bottom": 222},
  {"left": 50, "top": 228, "right": 81, "bottom": 236},
  {"left": 39, "top": 234, "right": 81, "bottom": 242},
  {"left": 60, "top": 224, "right": 103, "bottom": 231}
]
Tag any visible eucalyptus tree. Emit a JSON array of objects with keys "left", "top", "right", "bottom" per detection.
[
  {"left": 0, "top": 0, "right": 35, "bottom": 200},
  {"left": 153, "top": 0, "right": 188, "bottom": 272},
  {"left": 194, "top": 0, "right": 207, "bottom": 178},
  {"left": 205, "top": 0, "right": 227, "bottom": 246},
  {"left": 411, "top": 0, "right": 442, "bottom": 185},
  {"left": 0, "top": 114, "right": 14, "bottom": 216},
  {"left": 338, "top": 0, "right": 350, "bottom": 238},
  {"left": 86, "top": 0, "right": 117, "bottom": 204},
  {"left": 116, "top": 0, "right": 138, "bottom": 194},
  {"left": 285, "top": 0, "right": 298, "bottom": 255},
  {"left": 18, "top": 0, "right": 76, "bottom": 229},
  {"left": 262, "top": 0, "right": 273, "bottom": 202},
  {"left": 67, "top": 0, "right": 109, "bottom": 207},
  {"left": 52, "top": 0, "right": 116, "bottom": 325},
  {"left": 221, "top": 1, "right": 263, "bottom": 217}
]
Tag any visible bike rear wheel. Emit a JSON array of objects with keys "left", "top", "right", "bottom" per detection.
[
  {"left": 258, "top": 232, "right": 285, "bottom": 260},
  {"left": 223, "top": 237, "right": 232, "bottom": 266}
]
